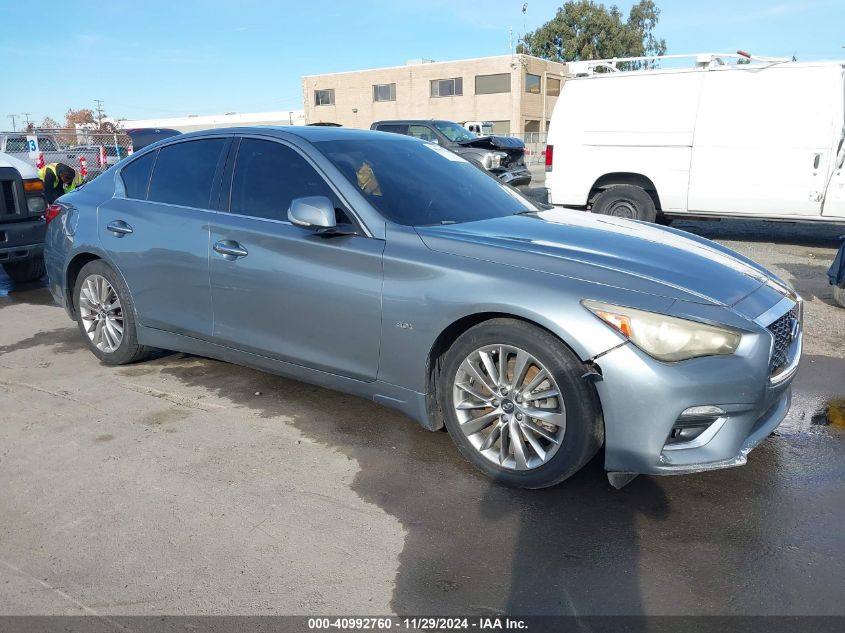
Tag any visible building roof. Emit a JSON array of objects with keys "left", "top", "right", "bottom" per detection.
[{"left": 303, "top": 54, "right": 566, "bottom": 79}]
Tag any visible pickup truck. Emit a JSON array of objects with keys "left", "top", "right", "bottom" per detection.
[
  {"left": 370, "top": 119, "right": 532, "bottom": 187},
  {"left": 0, "top": 133, "right": 102, "bottom": 178},
  {"left": 0, "top": 152, "right": 49, "bottom": 282}
]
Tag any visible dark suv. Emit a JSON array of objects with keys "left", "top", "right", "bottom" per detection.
[{"left": 370, "top": 120, "right": 531, "bottom": 187}]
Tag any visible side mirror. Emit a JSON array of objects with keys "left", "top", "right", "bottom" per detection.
[{"left": 288, "top": 196, "right": 336, "bottom": 232}]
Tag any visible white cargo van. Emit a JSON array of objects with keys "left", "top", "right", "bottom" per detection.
[{"left": 545, "top": 54, "right": 845, "bottom": 223}]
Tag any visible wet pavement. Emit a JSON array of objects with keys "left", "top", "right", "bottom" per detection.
[{"left": 1, "top": 220, "right": 844, "bottom": 617}]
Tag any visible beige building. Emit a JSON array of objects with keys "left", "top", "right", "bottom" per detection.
[{"left": 302, "top": 54, "right": 568, "bottom": 135}]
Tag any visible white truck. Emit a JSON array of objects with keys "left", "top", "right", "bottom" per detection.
[
  {"left": 544, "top": 53, "right": 845, "bottom": 223},
  {"left": 0, "top": 152, "right": 48, "bottom": 282}
]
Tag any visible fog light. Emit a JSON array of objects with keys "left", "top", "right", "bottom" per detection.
[
  {"left": 666, "top": 406, "right": 727, "bottom": 448},
  {"left": 678, "top": 405, "right": 726, "bottom": 420}
]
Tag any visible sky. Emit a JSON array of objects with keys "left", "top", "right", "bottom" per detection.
[{"left": 1, "top": 0, "right": 844, "bottom": 126}]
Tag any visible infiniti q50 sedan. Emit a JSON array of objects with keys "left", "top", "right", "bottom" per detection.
[{"left": 44, "top": 127, "right": 803, "bottom": 488}]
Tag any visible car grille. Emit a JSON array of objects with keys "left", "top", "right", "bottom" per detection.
[{"left": 767, "top": 306, "right": 798, "bottom": 374}]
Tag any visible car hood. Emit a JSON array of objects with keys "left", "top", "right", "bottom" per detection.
[
  {"left": 0, "top": 151, "right": 38, "bottom": 178},
  {"left": 457, "top": 135, "right": 525, "bottom": 151},
  {"left": 416, "top": 209, "right": 786, "bottom": 309}
]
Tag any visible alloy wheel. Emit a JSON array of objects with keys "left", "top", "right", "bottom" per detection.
[
  {"left": 452, "top": 344, "right": 566, "bottom": 471},
  {"left": 78, "top": 274, "right": 124, "bottom": 353}
]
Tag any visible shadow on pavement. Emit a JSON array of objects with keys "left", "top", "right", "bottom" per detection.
[
  {"left": 673, "top": 219, "right": 843, "bottom": 248},
  {"left": 0, "top": 270, "right": 52, "bottom": 309}
]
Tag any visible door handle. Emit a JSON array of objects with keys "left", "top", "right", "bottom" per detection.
[
  {"left": 107, "top": 220, "right": 133, "bottom": 236},
  {"left": 213, "top": 240, "right": 248, "bottom": 260}
]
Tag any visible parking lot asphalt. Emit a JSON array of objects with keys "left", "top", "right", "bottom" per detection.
[{"left": 1, "top": 217, "right": 843, "bottom": 617}]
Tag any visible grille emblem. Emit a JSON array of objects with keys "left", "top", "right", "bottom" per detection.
[{"left": 789, "top": 317, "right": 800, "bottom": 341}]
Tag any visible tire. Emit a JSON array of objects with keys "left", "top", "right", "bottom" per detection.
[
  {"left": 73, "top": 260, "right": 153, "bottom": 365},
  {"left": 437, "top": 318, "right": 604, "bottom": 488},
  {"left": 2, "top": 256, "right": 46, "bottom": 283},
  {"left": 834, "top": 285, "right": 845, "bottom": 309},
  {"left": 592, "top": 184, "right": 657, "bottom": 223}
]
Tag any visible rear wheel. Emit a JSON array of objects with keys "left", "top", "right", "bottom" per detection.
[
  {"left": 592, "top": 184, "right": 657, "bottom": 223},
  {"left": 2, "top": 256, "right": 46, "bottom": 283},
  {"left": 74, "top": 260, "right": 153, "bottom": 365},
  {"left": 438, "top": 319, "right": 603, "bottom": 488}
]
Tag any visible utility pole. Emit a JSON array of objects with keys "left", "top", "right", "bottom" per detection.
[
  {"left": 22, "top": 112, "right": 32, "bottom": 129},
  {"left": 94, "top": 99, "right": 105, "bottom": 128},
  {"left": 7, "top": 114, "right": 17, "bottom": 131}
]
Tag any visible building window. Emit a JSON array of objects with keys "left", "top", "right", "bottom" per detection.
[
  {"left": 489, "top": 120, "right": 511, "bottom": 135},
  {"left": 475, "top": 73, "right": 511, "bottom": 95},
  {"left": 372, "top": 83, "right": 396, "bottom": 102},
  {"left": 430, "top": 77, "right": 463, "bottom": 98},
  {"left": 547, "top": 77, "right": 561, "bottom": 97},
  {"left": 524, "top": 120, "right": 541, "bottom": 133},
  {"left": 315, "top": 89, "right": 335, "bottom": 106},
  {"left": 525, "top": 73, "right": 541, "bottom": 94}
]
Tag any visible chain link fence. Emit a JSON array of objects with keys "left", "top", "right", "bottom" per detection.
[
  {"left": 506, "top": 132, "right": 548, "bottom": 166},
  {"left": 0, "top": 128, "right": 134, "bottom": 180}
]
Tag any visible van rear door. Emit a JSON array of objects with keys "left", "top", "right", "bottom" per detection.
[{"left": 688, "top": 65, "right": 839, "bottom": 217}]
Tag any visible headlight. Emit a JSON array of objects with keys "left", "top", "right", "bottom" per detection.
[
  {"left": 583, "top": 300, "right": 742, "bottom": 362},
  {"left": 481, "top": 152, "right": 506, "bottom": 170},
  {"left": 27, "top": 195, "right": 47, "bottom": 216}
]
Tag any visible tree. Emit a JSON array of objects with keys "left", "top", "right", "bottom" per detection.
[
  {"left": 65, "top": 108, "right": 96, "bottom": 130},
  {"left": 39, "top": 116, "right": 60, "bottom": 130},
  {"left": 519, "top": 0, "right": 667, "bottom": 66}
]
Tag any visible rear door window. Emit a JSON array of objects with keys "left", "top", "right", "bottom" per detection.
[
  {"left": 147, "top": 139, "right": 226, "bottom": 208},
  {"left": 229, "top": 138, "right": 351, "bottom": 226},
  {"left": 374, "top": 124, "right": 409, "bottom": 136},
  {"left": 4, "top": 136, "right": 27, "bottom": 152},
  {"left": 38, "top": 137, "right": 58, "bottom": 151},
  {"left": 408, "top": 125, "right": 438, "bottom": 142},
  {"left": 121, "top": 151, "right": 157, "bottom": 200}
]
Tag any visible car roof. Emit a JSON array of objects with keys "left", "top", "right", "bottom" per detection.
[
  {"left": 372, "top": 120, "right": 453, "bottom": 126},
  {"left": 170, "top": 126, "right": 410, "bottom": 143}
]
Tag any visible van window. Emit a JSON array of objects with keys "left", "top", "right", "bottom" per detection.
[
  {"left": 229, "top": 139, "right": 346, "bottom": 224},
  {"left": 38, "top": 137, "right": 58, "bottom": 151},
  {"left": 121, "top": 151, "right": 156, "bottom": 200},
  {"left": 147, "top": 139, "right": 226, "bottom": 208}
]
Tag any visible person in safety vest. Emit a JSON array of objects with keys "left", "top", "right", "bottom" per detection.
[{"left": 39, "top": 163, "right": 82, "bottom": 204}]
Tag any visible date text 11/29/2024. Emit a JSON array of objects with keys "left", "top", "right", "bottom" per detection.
[{"left": 307, "top": 617, "right": 528, "bottom": 630}]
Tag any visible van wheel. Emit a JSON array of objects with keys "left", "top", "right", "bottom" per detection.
[
  {"left": 592, "top": 185, "right": 657, "bottom": 223},
  {"left": 834, "top": 285, "right": 845, "bottom": 309},
  {"left": 437, "top": 319, "right": 604, "bottom": 489}
]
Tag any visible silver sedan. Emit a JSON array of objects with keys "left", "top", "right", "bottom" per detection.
[{"left": 44, "top": 126, "right": 802, "bottom": 488}]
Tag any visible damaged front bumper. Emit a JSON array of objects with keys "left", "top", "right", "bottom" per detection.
[{"left": 593, "top": 305, "right": 801, "bottom": 488}]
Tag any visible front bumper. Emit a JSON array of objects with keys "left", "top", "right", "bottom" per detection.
[
  {"left": 0, "top": 219, "right": 47, "bottom": 264},
  {"left": 493, "top": 167, "right": 532, "bottom": 187},
  {"left": 594, "top": 304, "right": 801, "bottom": 478}
]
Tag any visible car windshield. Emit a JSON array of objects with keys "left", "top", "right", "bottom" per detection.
[
  {"left": 433, "top": 121, "right": 476, "bottom": 143},
  {"left": 316, "top": 137, "right": 537, "bottom": 226}
]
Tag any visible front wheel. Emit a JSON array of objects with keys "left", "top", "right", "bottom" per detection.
[
  {"left": 2, "top": 256, "right": 46, "bottom": 283},
  {"left": 438, "top": 319, "right": 604, "bottom": 488},
  {"left": 74, "top": 260, "right": 153, "bottom": 365}
]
